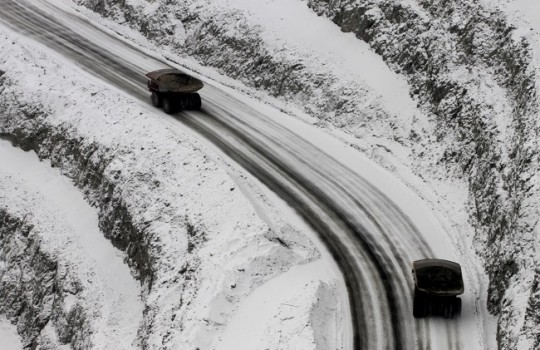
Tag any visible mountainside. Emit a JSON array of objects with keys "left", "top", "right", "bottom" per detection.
[
  {"left": 0, "top": 27, "right": 328, "bottom": 349},
  {"left": 68, "top": 0, "right": 540, "bottom": 348},
  {"left": 0, "top": 0, "right": 538, "bottom": 348},
  {"left": 305, "top": 0, "right": 540, "bottom": 347}
]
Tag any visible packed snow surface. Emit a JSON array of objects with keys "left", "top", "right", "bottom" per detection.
[{"left": 222, "top": 0, "right": 418, "bottom": 122}]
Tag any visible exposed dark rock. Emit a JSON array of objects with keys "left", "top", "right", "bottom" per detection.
[
  {"left": 1, "top": 100, "right": 155, "bottom": 285},
  {"left": 0, "top": 210, "right": 92, "bottom": 349},
  {"left": 524, "top": 272, "right": 540, "bottom": 348}
]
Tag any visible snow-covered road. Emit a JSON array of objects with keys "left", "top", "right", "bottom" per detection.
[{"left": 0, "top": 0, "right": 493, "bottom": 349}]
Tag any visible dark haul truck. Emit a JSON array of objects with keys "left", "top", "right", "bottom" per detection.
[
  {"left": 412, "top": 259, "right": 464, "bottom": 318},
  {"left": 146, "top": 69, "right": 203, "bottom": 114}
]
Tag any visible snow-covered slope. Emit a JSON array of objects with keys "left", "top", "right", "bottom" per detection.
[
  {"left": 64, "top": 0, "right": 540, "bottom": 348},
  {"left": 0, "top": 141, "right": 143, "bottom": 349},
  {"left": 0, "top": 25, "right": 337, "bottom": 349}
]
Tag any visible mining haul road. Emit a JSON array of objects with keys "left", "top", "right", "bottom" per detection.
[{"left": 0, "top": 1, "right": 491, "bottom": 349}]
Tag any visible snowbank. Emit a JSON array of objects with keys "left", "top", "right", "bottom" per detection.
[
  {"left": 0, "top": 317, "right": 23, "bottom": 350},
  {"left": 215, "top": 259, "right": 346, "bottom": 350}
]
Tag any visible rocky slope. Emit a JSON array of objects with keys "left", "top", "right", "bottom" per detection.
[
  {"left": 305, "top": 0, "right": 540, "bottom": 347},
  {"left": 68, "top": 0, "right": 540, "bottom": 348},
  {"left": 0, "top": 168, "right": 141, "bottom": 349},
  {"left": 0, "top": 207, "right": 91, "bottom": 349}
]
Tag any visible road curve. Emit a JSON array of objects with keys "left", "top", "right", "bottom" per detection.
[{"left": 0, "top": 1, "right": 470, "bottom": 349}]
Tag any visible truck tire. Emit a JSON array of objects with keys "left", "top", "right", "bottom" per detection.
[
  {"left": 178, "top": 95, "right": 189, "bottom": 111},
  {"left": 442, "top": 298, "right": 461, "bottom": 318},
  {"left": 453, "top": 298, "right": 462, "bottom": 317},
  {"left": 413, "top": 293, "right": 428, "bottom": 318},
  {"left": 162, "top": 97, "right": 175, "bottom": 114},
  {"left": 191, "top": 93, "right": 202, "bottom": 110},
  {"left": 151, "top": 91, "right": 161, "bottom": 107},
  {"left": 443, "top": 302, "right": 453, "bottom": 318}
]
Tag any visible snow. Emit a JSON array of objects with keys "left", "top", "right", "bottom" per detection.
[
  {"left": 199, "top": 144, "right": 353, "bottom": 350},
  {"left": 215, "top": 260, "right": 341, "bottom": 350},
  {"left": 0, "top": 317, "right": 23, "bottom": 350},
  {"left": 0, "top": 4, "right": 348, "bottom": 340},
  {"left": 0, "top": 140, "right": 144, "bottom": 349},
  {"left": 479, "top": 1, "right": 540, "bottom": 348},
  {"left": 0, "top": 20, "right": 333, "bottom": 349},
  {"left": 221, "top": 0, "right": 418, "bottom": 125},
  {"left": 199, "top": 75, "right": 496, "bottom": 349},
  {"left": 1, "top": 0, "right": 528, "bottom": 347},
  {"left": 491, "top": 0, "right": 540, "bottom": 100},
  {"left": 168, "top": 5, "right": 497, "bottom": 346},
  {"left": 511, "top": 0, "right": 540, "bottom": 33}
]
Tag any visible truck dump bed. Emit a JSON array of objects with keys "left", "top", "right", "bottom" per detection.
[
  {"left": 413, "top": 259, "right": 464, "bottom": 296},
  {"left": 145, "top": 69, "right": 204, "bottom": 93}
]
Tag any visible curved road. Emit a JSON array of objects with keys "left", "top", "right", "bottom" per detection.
[{"left": 0, "top": 1, "right": 489, "bottom": 349}]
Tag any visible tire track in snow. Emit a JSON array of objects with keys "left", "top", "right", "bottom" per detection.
[
  {"left": 0, "top": 0, "right": 150, "bottom": 99},
  {"left": 181, "top": 102, "right": 436, "bottom": 350},
  {"left": 0, "top": 140, "right": 143, "bottom": 349},
  {"left": 181, "top": 111, "right": 389, "bottom": 349}
]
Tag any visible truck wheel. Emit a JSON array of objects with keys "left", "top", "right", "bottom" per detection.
[
  {"left": 191, "top": 93, "right": 202, "bottom": 110},
  {"left": 443, "top": 303, "right": 452, "bottom": 318},
  {"left": 162, "top": 97, "right": 175, "bottom": 114},
  {"left": 179, "top": 95, "right": 189, "bottom": 110},
  {"left": 413, "top": 293, "right": 428, "bottom": 318},
  {"left": 453, "top": 298, "right": 462, "bottom": 318},
  {"left": 151, "top": 91, "right": 161, "bottom": 107}
]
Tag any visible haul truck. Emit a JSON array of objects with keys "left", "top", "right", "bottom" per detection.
[
  {"left": 412, "top": 259, "right": 464, "bottom": 318},
  {"left": 146, "top": 69, "right": 203, "bottom": 114}
]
